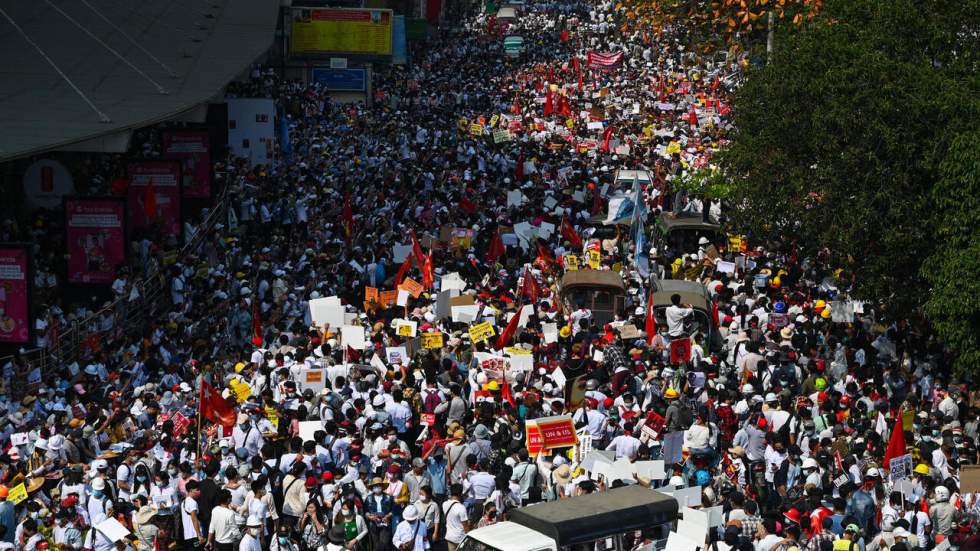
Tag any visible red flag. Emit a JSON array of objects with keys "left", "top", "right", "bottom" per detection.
[
  {"left": 341, "top": 193, "right": 354, "bottom": 242},
  {"left": 547, "top": 66, "right": 554, "bottom": 84},
  {"left": 600, "top": 126, "right": 614, "bottom": 153},
  {"left": 511, "top": 94, "right": 521, "bottom": 114},
  {"left": 410, "top": 230, "right": 426, "bottom": 268},
  {"left": 251, "top": 300, "right": 263, "bottom": 345},
  {"left": 711, "top": 300, "right": 720, "bottom": 327},
  {"left": 560, "top": 217, "right": 582, "bottom": 249},
  {"left": 143, "top": 180, "right": 157, "bottom": 220},
  {"left": 459, "top": 196, "right": 478, "bottom": 214},
  {"left": 883, "top": 412, "right": 907, "bottom": 467},
  {"left": 520, "top": 267, "right": 541, "bottom": 303},
  {"left": 394, "top": 256, "right": 412, "bottom": 286},
  {"left": 495, "top": 304, "right": 523, "bottom": 350},
  {"left": 200, "top": 381, "right": 236, "bottom": 429},
  {"left": 535, "top": 239, "right": 555, "bottom": 266},
  {"left": 592, "top": 187, "right": 603, "bottom": 215},
  {"left": 557, "top": 95, "right": 572, "bottom": 117},
  {"left": 487, "top": 231, "right": 506, "bottom": 265},
  {"left": 645, "top": 288, "right": 656, "bottom": 346},
  {"left": 544, "top": 87, "right": 553, "bottom": 116},
  {"left": 422, "top": 251, "right": 435, "bottom": 289},
  {"left": 515, "top": 152, "right": 525, "bottom": 181},
  {"left": 560, "top": 30, "right": 569, "bottom": 42},
  {"left": 501, "top": 379, "right": 517, "bottom": 407}
]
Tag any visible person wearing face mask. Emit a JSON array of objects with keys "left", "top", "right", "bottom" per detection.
[
  {"left": 413, "top": 486, "right": 440, "bottom": 546},
  {"left": 132, "top": 504, "right": 160, "bottom": 551},
  {"left": 364, "top": 477, "right": 394, "bottom": 551},
  {"left": 239, "top": 515, "right": 263, "bottom": 551},
  {"left": 151, "top": 471, "right": 177, "bottom": 515},
  {"left": 232, "top": 412, "right": 265, "bottom": 458},
  {"left": 270, "top": 524, "right": 299, "bottom": 551},
  {"left": 332, "top": 499, "right": 367, "bottom": 551},
  {"left": 86, "top": 477, "right": 111, "bottom": 525}
]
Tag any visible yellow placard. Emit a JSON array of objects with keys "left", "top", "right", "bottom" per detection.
[
  {"left": 587, "top": 250, "right": 601, "bottom": 269},
  {"left": 264, "top": 406, "right": 280, "bottom": 429},
  {"left": 421, "top": 332, "right": 444, "bottom": 349},
  {"left": 457, "top": 117, "right": 469, "bottom": 131},
  {"left": 469, "top": 123, "right": 485, "bottom": 136},
  {"left": 489, "top": 114, "right": 500, "bottom": 128},
  {"left": 728, "top": 235, "right": 745, "bottom": 253},
  {"left": 229, "top": 379, "right": 252, "bottom": 403},
  {"left": 397, "top": 323, "right": 415, "bottom": 337},
  {"left": 7, "top": 483, "right": 27, "bottom": 505},
  {"left": 468, "top": 321, "right": 496, "bottom": 344},
  {"left": 564, "top": 255, "right": 579, "bottom": 271},
  {"left": 566, "top": 118, "right": 575, "bottom": 128},
  {"left": 290, "top": 8, "right": 393, "bottom": 56},
  {"left": 505, "top": 347, "right": 531, "bottom": 355}
]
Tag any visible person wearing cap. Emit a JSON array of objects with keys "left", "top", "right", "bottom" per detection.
[
  {"left": 240, "top": 515, "right": 264, "bottom": 551},
  {"left": 53, "top": 506, "right": 84, "bottom": 551},
  {"left": 321, "top": 524, "right": 348, "bottom": 551},
  {"left": 834, "top": 524, "right": 863, "bottom": 551},
  {"left": 232, "top": 412, "right": 266, "bottom": 458},
  {"left": 392, "top": 504, "right": 429, "bottom": 551},
  {"left": 132, "top": 504, "right": 160, "bottom": 551},
  {"left": 364, "top": 476, "right": 394, "bottom": 551},
  {"left": 270, "top": 523, "right": 299, "bottom": 551},
  {"left": 404, "top": 458, "right": 432, "bottom": 505}
]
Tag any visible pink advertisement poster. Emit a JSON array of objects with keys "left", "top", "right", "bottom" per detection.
[
  {"left": 162, "top": 130, "right": 211, "bottom": 198},
  {"left": 127, "top": 161, "right": 182, "bottom": 238},
  {"left": 65, "top": 198, "right": 127, "bottom": 284},
  {"left": 0, "top": 246, "right": 31, "bottom": 344}
]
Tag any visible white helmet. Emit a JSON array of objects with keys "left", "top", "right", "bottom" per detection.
[
  {"left": 802, "top": 458, "right": 819, "bottom": 470},
  {"left": 934, "top": 485, "right": 950, "bottom": 502}
]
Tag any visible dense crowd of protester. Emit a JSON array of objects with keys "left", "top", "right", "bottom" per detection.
[{"left": 0, "top": 0, "right": 974, "bottom": 551}]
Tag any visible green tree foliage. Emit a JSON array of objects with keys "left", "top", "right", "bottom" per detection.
[
  {"left": 922, "top": 132, "right": 980, "bottom": 374},
  {"left": 720, "top": 0, "right": 980, "bottom": 321}
]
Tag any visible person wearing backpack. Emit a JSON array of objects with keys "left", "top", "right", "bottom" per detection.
[{"left": 833, "top": 524, "right": 864, "bottom": 551}]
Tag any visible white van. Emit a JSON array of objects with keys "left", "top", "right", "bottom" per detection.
[{"left": 457, "top": 486, "right": 678, "bottom": 551}]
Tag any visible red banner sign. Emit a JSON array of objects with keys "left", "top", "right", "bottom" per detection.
[
  {"left": 0, "top": 246, "right": 31, "bottom": 344},
  {"left": 65, "top": 198, "right": 126, "bottom": 284},
  {"left": 526, "top": 415, "right": 577, "bottom": 453},
  {"left": 162, "top": 130, "right": 211, "bottom": 198},
  {"left": 670, "top": 337, "right": 692, "bottom": 364},
  {"left": 127, "top": 161, "right": 182, "bottom": 238}
]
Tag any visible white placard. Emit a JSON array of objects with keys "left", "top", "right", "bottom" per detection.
[
  {"left": 542, "top": 322, "right": 559, "bottom": 343},
  {"left": 634, "top": 460, "right": 666, "bottom": 481},
  {"left": 95, "top": 518, "right": 130, "bottom": 542},
  {"left": 341, "top": 325, "right": 366, "bottom": 350},
  {"left": 666, "top": 531, "right": 701, "bottom": 551},
  {"left": 386, "top": 347, "right": 408, "bottom": 365},
  {"left": 299, "top": 420, "right": 321, "bottom": 443},
  {"left": 309, "top": 298, "right": 345, "bottom": 329},
  {"left": 705, "top": 506, "right": 725, "bottom": 528},
  {"left": 452, "top": 304, "right": 479, "bottom": 323},
  {"left": 393, "top": 244, "right": 412, "bottom": 263},
  {"left": 683, "top": 507, "right": 710, "bottom": 528},
  {"left": 677, "top": 519, "right": 708, "bottom": 543},
  {"left": 507, "top": 190, "right": 524, "bottom": 207},
  {"left": 538, "top": 222, "right": 556, "bottom": 239},
  {"left": 551, "top": 367, "right": 567, "bottom": 388},
  {"left": 9, "top": 433, "right": 28, "bottom": 446},
  {"left": 441, "top": 272, "right": 467, "bottom": 291},
  {"left": 508, "top": 354, "right": 533, "bottom": 373},
  {"left": 396, "top": 289, "right": 410, "bottom": 307},
  {"left": 716, "top": 260, "right": 735, "bottom": 273}
]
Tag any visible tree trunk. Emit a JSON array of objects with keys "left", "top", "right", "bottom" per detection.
[{"left": 766, "top": 10, "right": 775, "bottom": 63}]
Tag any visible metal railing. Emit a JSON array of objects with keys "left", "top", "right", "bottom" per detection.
[{"left": 1, "top": 186, "right": 231, "bottom": 373}]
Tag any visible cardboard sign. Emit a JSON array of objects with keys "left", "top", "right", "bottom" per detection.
[
  {"left": 536, "top": 415, "right": 578, "bottom": 449},
  {"left": 469, "top": 123, "right": 485, "bottom": 136},
  {"left": 379, "top": 290, "right": 399, "bottom": 308},
  {"left": 889, "top": 454, "right": 913, "bottom": 481},
  {"left": 961, "top": 465, "right": 980, "bottom": 493},
  {"left": 365, "top": 287, "right": 379, "bottom": 304},
  {"left": 663, "top": 431, "right": 684, "bottom": 464},
  {"left": 728, "top": 235, "right": 746, "bottom": 253},
  {"left": 299, "top": 368, "right": 328, "bottom": 393},
  {"left": 670, "top": 337, "right": 692, "bottom": 364},
  {"left": 468, "top": 321, "right": 496, "bottom": 344},
  {"left": 564, "top": 255, "right": 579, "bottom": 270},
  {"left": 341, "top": 325, "right": 366, "bottom": 350},
  {"left": 399, "top": 278, "right": 424, "bottom": 298},
  {"left": 386, "top": 346, "right": 408, "bottom": 365},
  {"left": 587, "top": 250, "right": 601, "bottom": 269},
  {"left": 421, "top": 413, "right": 436, "bottom": 426},
  {"left": 493, "top": 129, "right": 512, "bottom": 143},
  {"left": 526, "top": 422, "right": 544, "bottom": 455},
  {"left": 421, "top": 332, "right": 444, "bottom": 349}
]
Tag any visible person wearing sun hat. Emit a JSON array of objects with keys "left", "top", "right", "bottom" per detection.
[{"left": 392, "top": 504, "right": 429, "bottom": 551}]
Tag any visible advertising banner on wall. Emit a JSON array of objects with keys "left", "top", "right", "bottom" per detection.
[
  {"left": 65, "top": 197, "right": 127, "bottom": 284},
  {"left": 126, "top": 161, "right": 182, "bottom": 238},
  {"left": 0, "top": 245, "right": 32, "bottom": 345},
  {"left": 162, "top": 130, "right": 211, "bottom": 198},
  {"left": 291, "top": 8, "right": 393, "bottom": 56}
]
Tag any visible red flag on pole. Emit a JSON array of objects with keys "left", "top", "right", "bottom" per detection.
[
  {"left": 520, "top": 267, "right": 541, "bottom": 303},
  {"left": 560, "top": 217, "right": 582, "bottom": 249},
  {"left": 200, "top": 381, "right": 236, "bottom": 429},
  {"left": 341, "top": 193, "right": 354, "bottom": 242},
  {"left": 495, "top": 303, "right": 523, "bottom": 350},
  {"left": 459, "top": 196, "right": 478, "bottom": 214},
  {"left": 544, "top": 87, "right": 554, "bottom": 116},
  {"left": 410, "top": 230, "right": 426, "bottom": 268},
  {"left": 501, "top": 379, "right": 517, "bottom": 407},
  {"left": 394, "top": 256, "right": 412, "bottom": 286},
  {"left": 422, "top": 251, "right": 435, "bottom": 289},
  {"left": 573, "top": 57, "right": 583, "bottom": 92},
  {"left": 143, "top": 180, "right": 157, "bottom": 220},
  {"left": 600, "top": 126, "right": 614, "bottom": 153},
  {"left": 487, "top": 231, "right": 506, "bottom": 265},
  {"left": 711, "top": 300, "right": 720, "bottom": 327},
  {"left": 516, "top": 152, "right": 525, "bottom": 181},
  {"left": 883, "top": 412, "right": 908, "bottom": 467},
  {"left": 251, "top": 300, "right": 263, "bottom": 346},
  {"left": 511, "top": 94, "right": 521, "bottom": 114},
  {"left": 535, "top": 239, "right": 555, "bottom": 266},
  {"left": 645, "top": 287, "right": 656, "bottom": 346}
]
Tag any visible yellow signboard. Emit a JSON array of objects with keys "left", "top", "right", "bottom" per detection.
[
  {"left": 468, "top": 321, "right": 496, "bottom": 344},
  {"left": 291, "top": 8, "right": 393, "bottom": 56},
  {"left": 564, "top": 255, "right": 579, "bottom": 271},
  {"left": 469, "top": 123, "right": 485, "bottom": 136},
  {"left": 587, "top": 250, "right": 601, "bottom": 269},
  {"left": 421, "top": 332, "right": 444, "bottom": 349},
  {"left": 7, "top": 483, "right": 27, "bottom": 505}
]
